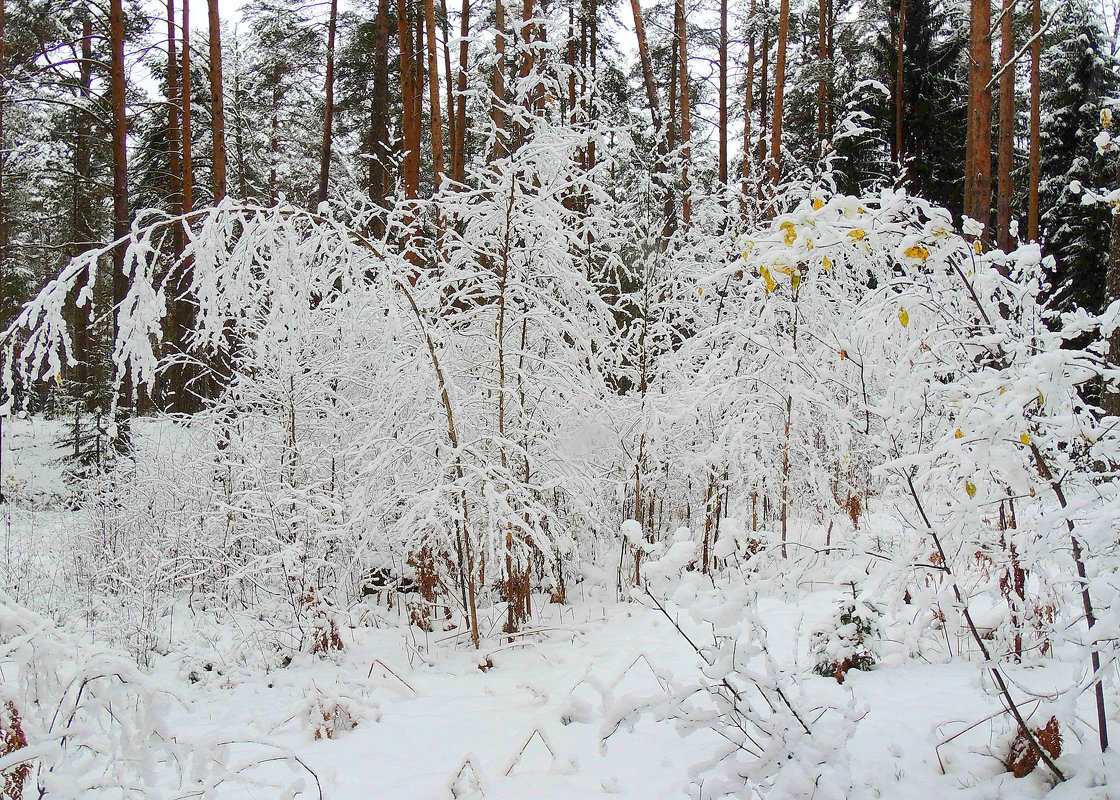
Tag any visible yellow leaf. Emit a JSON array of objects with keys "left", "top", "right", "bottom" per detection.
[
  {"left": 973, "top": 240, "right": 983, "bottom": 254},
  {"left": 760, "top": 265, "right": 776, "bottom": 294},
  {"left": 780, "top": 221, "right": 797, "bottom": 246},
  {"left": 898, "top": 307, "right": 909, "bottom": 327},
  {"left": 812, "top": 197, "right": 824, "bottom": 210},
  {"left": 965, "top": 480, "right": 977, "bottom": 499},
  {"left": 904, "top": 244, "right": 931, "bottom": 263},
  {"left": 955, "top": 429, "right": 963, "bottom": 439},
  {"left": 698, "top": 286, "right": 704, "bottom": 296},
  {"left": 791, "top": 272, "right": 801, "bottom": 291},
  {"left": 822, "top": 256, "right": 833, "bottom": 271},
  {"left": 1036, "top": 390, "right": 1045, "bottom": 406},
  {"left": 847, "top": 229, "right": 867, "bottom": 241},
  {"left": 1020, "top": 433, "right": 1031, "bottom": 445}
]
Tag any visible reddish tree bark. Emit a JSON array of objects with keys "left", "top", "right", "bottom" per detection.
[
  {"left": 964, "top": 0, "right": 993, "bottom": 242},
  {"left": 398, "top": 0, "right": 421, "bottom": 201},
  {"left": 109, "top": 0, "right": 131, "bottom": 423},
  {"left": 454, "top": 0, "right": 470, "bottom": 183},
  {"left": 1028, "top": 0, "right": 1041, "bottom": 242},
  {"left": 996, "top": 0, "right": 1015, "bottom": 252},
  {"left": 181, "top": 0, "right": 194, "bottom": 213},
  {"left": 318, "top": 0, "right": 338, "bottom": 205},
  {"left": 894, "top": 0, "right": 905, "bottom": 169},
  {"left": 677, "top": 0, "right": 690, "bottom": 226},
  {"left": 718, "top": 0, "right": 728, "bottom": 184},
  {"left": 207, "top": 0, "right": 227, "bottom": 201},
  {"left": 741, "top": 0, "right": 755, "bottom": 207},
  {"left": 769, "top": 0, "right": 789, "bottom": 191},
  {"left": 490, "top": 0, "right": 507, "bottom": 160},
  {"left": 629, "top": 0, "right": 660, "bottom": 134}
]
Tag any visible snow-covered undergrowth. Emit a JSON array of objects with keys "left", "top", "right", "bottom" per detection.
[{"left": 4, "top": 184, "right": 1120, "bottom": 797}]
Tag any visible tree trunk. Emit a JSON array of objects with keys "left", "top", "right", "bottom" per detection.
[
  {"left": 318, "top": 0, "right": 338, "bottom": 206},
  {"left": 441, "top": 0, "right": 456, "bottom": 181},
  {"left": 629, "top": 0, "right": 661, "bottom": 134},
  {"left": 370, "top": 0, "right": 391, "bottom": 208},
  {"left": 718, "top": 0, "right": 728, "bottom": 185},
  {"left": 1027, "top": 0, "right": 1041, "bottom": 242},
  {"left": 490, "top": 0, "right": 507, "bottom": 160},
  {"left": 996, "top": 0, "right": 1015, "bottom": 252},
  {"left": 1105, "top": 155, "right": 1120, "bottom": 417},
  {"left": 587, "top": 0, "right": 596, "bottom": 168},
  {"left": 454, "top": 0, "right": 470, "bottom": 182},
  {"left": 207, "top": 0, "right": 227, "bottom": 201},
  {"left": 70, "top": 17, "right": 94, "bottom": 399},
  {"left": 398, "top": 0, "right": 420, "bottom": 201},
  {"left": 758, "top": 14, "right": 769, "bottom": 170},
  {"left": 167, "top": 0, "right": 182, "bottom": 227},
  {"left": 894, "top": 0, "right": 905, "bottom": 171},
  {"left": 515, "top": 0, "right": 536, "bottom": 148},
  {"left": 677, "top": 0, "right": 690, "bottom": 227},
  {"left": 769, "top": 0, "right": 789, "bottom": 191},
  {"left": 109, "top": 0, "right": 131, "bottom": 432},
  {"left": 182, "top": 0, "right": 194, "bottom": 213},
  {"left": 425, "top": 0, "right": 445, "bottom": 190},
  {"left": 742, "top": 0, "right": 755, "bottom": 209},
  {"left": 817, "top": 0, "right": 828, "bottom": 153},
  {"left": 964, "top": 0, "right": 993, "bottom": 242}
]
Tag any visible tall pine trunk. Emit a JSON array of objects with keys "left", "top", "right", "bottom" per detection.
[
  {"left": 490, "top": 0, "right": 507, "bottom": 160},
  {"left": 398, "top": 0, "right": 421, "bottom": 202},
  {"left": 893, "top": 0, "right": 905, "bottom": 171},
  {"left": 769, "top": 0, "right": 789, "bottom": 193},
  {"left": 71, "top": 17, "right": 94, "bottom": 400},
  {"left": 207, "top": 0, "right": 227, "bottom": 201},
  {"left": 741, "top": 0, "right": 755, "bottom": 210},
  {"left": 318, "top": 0, "right": 338, "bottom": 205},
  {"left": 454, "top": 0, "right": 470, "bottom": 183},
  {"left": 677, "top": 0, "right": 690, "bottom": 227},
  {"left": 629, "top": 0, "right": 661, "bottom": 134},
  {"left": 817, "top": 0, "right": 828, "bottom": 153},
  {"left": 167, "top": 0, "right": 182, "bottom": 228},
  {"left": 995, "top": 0, "right": 1015, "bottom": 252},
  {"left": 718, "top": 0, "right": 727, "bottom": 185},
  {"left": 182, "top": 0, "right": 194, "bottom": 213},
  {"left": 109, "top": 0, "right": 132, "bottom": 434},
  {"left": 964, "top": 0, "right": 993, "bottom": 241},
  {"left": 1027, "top": 0, "right": 1041, "bottom": 242},
  {"left": 370, "top": 0, "right": 391, "bottom": 210}
]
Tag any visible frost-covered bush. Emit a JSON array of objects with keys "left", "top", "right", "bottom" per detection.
[{"left": 0, "top": 593, "right": 317, "bottom": 798}]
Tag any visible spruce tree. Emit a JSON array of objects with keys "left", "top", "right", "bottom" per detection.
[{"left": 1039, "top": 0, "right": 1119, "bottom": 313}]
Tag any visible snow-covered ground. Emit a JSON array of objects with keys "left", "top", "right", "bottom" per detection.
[{"left": 3, "top": 416, "right": 1119, "bottom": 799}]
